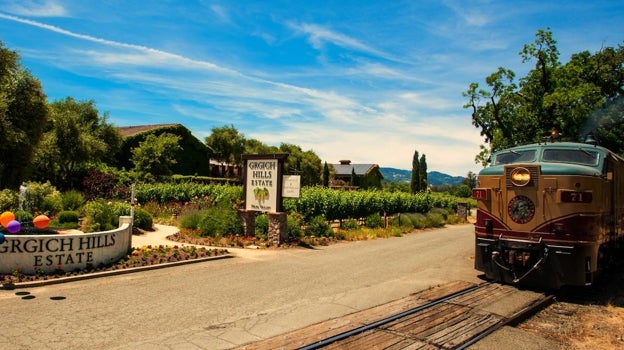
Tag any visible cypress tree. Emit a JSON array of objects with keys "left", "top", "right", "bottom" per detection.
[
  {"left": 419, "top": 154, "right": 428, "bottom": 191},
  {"left": 323, "top": 161, "right": 329, "bottom": 187},
  {"left": 411, "top": 150, "right": 420, "bottom": 193}
]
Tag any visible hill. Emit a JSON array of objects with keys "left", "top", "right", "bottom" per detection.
[{"left": 380, "top": 168, "right": 464, "bottom": 186}]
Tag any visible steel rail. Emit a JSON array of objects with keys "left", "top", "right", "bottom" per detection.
[
  {"left": 296, "top": 282, "right": 489, "bottom": 350},
  {"left": 454, "top": 293, "right": 555, "bottom": 350}
]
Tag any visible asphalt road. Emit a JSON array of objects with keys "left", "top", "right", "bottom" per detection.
[{"left": 0, "top": 224, "right": 481, "bottom": 349}]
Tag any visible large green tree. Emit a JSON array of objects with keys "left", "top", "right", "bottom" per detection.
[
  {"left": 278, "top": 143, "right": 322, "bottom": 186},
  {"left": 464, "top": 29, "right": 624, "bottom": 163},
  {"left": 131, "top": 133, "right": 182, "bottom": 182},
  {"left": 32, "top": 98, "right": 122, "bottom": 188},
  {"left": 205, "top": 124, "right": 245, "bottom": 169},
  {"left": 206, "top": 125, "right": 322, "bottom": 185},
  {"left": 0, "top": 42, "right": 49, "bottom": 189}
]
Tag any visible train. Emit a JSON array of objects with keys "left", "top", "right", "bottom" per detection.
[{"left": 472, "top": 137, "right": 624, "bottom": 289}]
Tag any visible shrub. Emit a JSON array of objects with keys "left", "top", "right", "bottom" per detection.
[
  {"left": 429, "top": 207, "right": 449, "bottom": 220},
  {"left": 83, "top": 200, "right": 116, "bottom": 232},
  {"left": 426, "top": 212, "right": 446, "bottom": 227},
  {"left": 107, "top": 202, "right": 153, "bottom": 230},
  {"left": 341, "top": 218, "right": 359, "bottom": 230},
  {"left": 58, "top": 211, "right": 80, "bottom": 223},
  {"left": 255, "top": 213, "right": 269, "bottom": 238},
  {"left": 305, "top": 215, "right": 333, "bottom": 237},
  {"left": 133, "top": 208, "right": 153, "bottom": 230},
  {"left": 407, "top": 213, "right": 428, "bottom": 229},
  {"left": 364, "top": 214, "right": 384, "bottom": 228},
  {"left": 198, "top": 203, "right": 242, "bottom": 237},
  {"left": 41, "top": 195, "right": 63, "bottom": 215},
  {"left": 178, "top": 210, "right": 203, "bottom": 230},
  {"left": 81, "top": 169, "right": 120, "bottom": 200},
  {"left": 21, "top": 181, "right": 62, "bottom": 215},
  {"left": 287, "top": 212, "right": 303, "bottom": 239},
  {"left": 13, "top": 210, "right": 33, "bottom": 223},
  {"left": 392, "top": 213, "right": 414, "bottom": 228},
  {"left": 0, "top": 189, "right": 18, "bottom": 211},
  {"left": 62, "top": 190, "right": 85, "bottom": 211}
]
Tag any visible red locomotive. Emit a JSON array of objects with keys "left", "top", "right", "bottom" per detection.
[{"left": 473, "top": 139, "right": 624, "bottom": 288}]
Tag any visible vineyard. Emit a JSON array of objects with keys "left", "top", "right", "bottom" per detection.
[{"left": 134, "top": 183, "right": 467, "bottom": 223}]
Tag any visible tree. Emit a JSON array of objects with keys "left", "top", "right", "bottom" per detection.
[
  {"left": 205, "top": 125, "right": 245, "bottom": 169},
  {"left": 279, "top": 143, "right": 322, "bottom": 186},
  {"left": 0, "top": 42, "right": 49, "bottom": 189},
  {"left": 322, "top": 161, "right": 330, "bottom": 187},
  {"left": 32, "top": 98, "right": 122, "bottom": 188},
  {"left": 244, "top": 138, "right": 278, "bottom": 155},
  {"left": 465, "top": 28, "right": 624, "bottom": 163},
  {"left": 419, "top": 154, "right": 428, "bottom": 191},
  {"left": 410, "top": 150, "right": 420, "bottom": 193},
  {"left": 115, "top": 124, "right": 210, "bottom": 176},
  {"left": 462, "top": 171, "right": 478, "bottom": 189},
  {"left": 131, "top": 133, "right": 182, "bottom": 182},
  {"left": 454, "top": 184, "right": 472, "bottom": 198}
]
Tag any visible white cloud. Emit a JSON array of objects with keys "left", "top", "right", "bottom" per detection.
[
  {"left": 210, "top": 4, "right": 231, "bottom": 23},
  {"left": 288, "top": 22, "right": 405, "bottom": 64},
  {"left": 1, "top": 0, "right": 67, "bottom": 17}
]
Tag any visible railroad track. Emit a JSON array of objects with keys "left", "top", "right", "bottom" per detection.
[{"left": 241, "top": 281, "right": 553, "bottom": 350}]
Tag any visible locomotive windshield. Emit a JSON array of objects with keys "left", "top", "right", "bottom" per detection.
[
  {"left": 492, "top": 150, "right": 536, "bottom": 165},
  {"left": 542, "top": 149, "right": 600, "bottom": 166}
]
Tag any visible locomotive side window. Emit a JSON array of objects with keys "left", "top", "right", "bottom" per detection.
[
  {"left": 542, "top": 149, "right": 599, "bottom": 166},
  {"left": 493, "top": 150, "right": 536, "bottom": 165}
]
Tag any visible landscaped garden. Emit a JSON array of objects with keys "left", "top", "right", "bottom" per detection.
[{"left": 1, "top": 179, "right": 473, "bottom": 286}]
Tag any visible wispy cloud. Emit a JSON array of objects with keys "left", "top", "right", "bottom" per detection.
[
  {"left": 0, "top": 0, "right": 67, "bottom": 17},
  {"left": 442, "top": 0, "right": 495, "bottom": 27},
  {"left": 288, "top": 22, "right": 406, "bottom": 64},
  {"left": 209, "top": 4, "right": 231, "bottom": 24},
  {"left": 0, "top": 13, "right": 238, "bottom": 75}
]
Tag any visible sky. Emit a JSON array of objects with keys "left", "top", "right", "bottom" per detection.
[{"left": 0, "top": 1, "right": 622, "bottom": 176}]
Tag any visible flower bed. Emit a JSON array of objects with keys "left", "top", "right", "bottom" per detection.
[{"left": 0, "top": 245, "right": 229, "bottom": 286}]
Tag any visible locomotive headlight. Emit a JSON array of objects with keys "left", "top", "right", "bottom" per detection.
[{"left": 510, "top": 167, "right": 531, "bottom": 186}]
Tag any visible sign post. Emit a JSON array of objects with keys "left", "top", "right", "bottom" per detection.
[{"left": 241, "top": 154, "right": 289, "bottom": 245}]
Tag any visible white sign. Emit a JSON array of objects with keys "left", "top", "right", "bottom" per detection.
[
  {"left": 245, "top": 159, "right": 278, "bottom": 212},
  {"left": 282, "top": 175, "right": 301, "bottom": 198}
]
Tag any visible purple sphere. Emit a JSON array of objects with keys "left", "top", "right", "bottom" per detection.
[{"left": 6, "top": 220, "right": 20, "bottom": 233}]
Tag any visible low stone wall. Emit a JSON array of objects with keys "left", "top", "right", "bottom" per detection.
[{"left": 0, "top": 216, "right": 132, "bottom": 274}]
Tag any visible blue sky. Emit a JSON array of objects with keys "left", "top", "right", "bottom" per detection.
[{"left": 0, "top": 1, "right": 622, "bottom": 176}]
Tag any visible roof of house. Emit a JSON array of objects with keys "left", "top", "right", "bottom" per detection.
[
  {"left": 332, "top": 162, "right": 380, "bottom": 176},
  {"left": 117, "top": 123, "right": 180, "bottom": 137}
]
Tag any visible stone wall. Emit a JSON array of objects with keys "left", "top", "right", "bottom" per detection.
[{"left": 0, "top": 216, "right": 133, "bottom": 274}]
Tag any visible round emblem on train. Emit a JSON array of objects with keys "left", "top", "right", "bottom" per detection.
[{"left": 507, "top": 195, "right": 535, "bottom": 224}]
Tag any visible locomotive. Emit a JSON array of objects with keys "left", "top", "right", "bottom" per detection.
[{"left": 472, "top": 138, "right": 624, "bottom": 289}]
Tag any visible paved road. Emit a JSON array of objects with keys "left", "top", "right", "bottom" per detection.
[{"left": 0, "top": 224, "right": 481, "bottom": 349}]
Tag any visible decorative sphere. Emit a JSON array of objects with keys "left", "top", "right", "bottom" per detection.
[
  {"left": 6, "top": 220, "right": 21, "bottom": 233},
  {"left": 0, "top": 211, "right": 15, "bottom": 228},
  {"left": 33, "top": 215, "right": 50, "bottom": 229},
  {"left": 0, "top": 232, "right": 4, "bottom": 244}
]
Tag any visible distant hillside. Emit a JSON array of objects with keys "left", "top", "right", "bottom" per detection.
[{"left": 380, "top": 168, "right": 464, "bottom": 186}]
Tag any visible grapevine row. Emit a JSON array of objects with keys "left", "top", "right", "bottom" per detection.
[{"left": 134, "top": 183, "right": 461, "bottom": 221}]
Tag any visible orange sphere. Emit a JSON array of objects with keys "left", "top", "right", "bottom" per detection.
[
  {"left": 0, "top": 211, "right": 15, "bottom": 228},
  {"left": 33, "top": 215, "right": 50, "bottom": 229}
]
